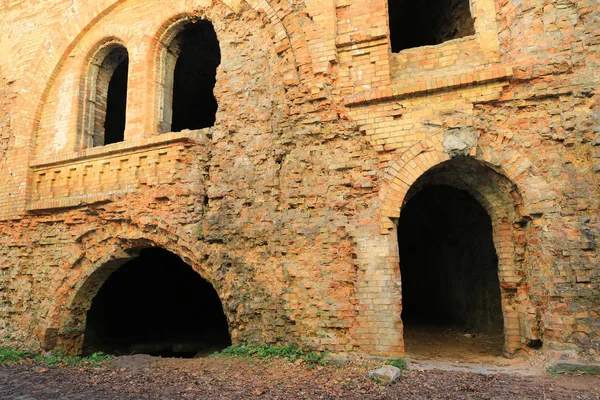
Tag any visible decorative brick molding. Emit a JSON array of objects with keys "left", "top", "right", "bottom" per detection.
[{"left": 27, "top": 131, "right": 206, "bottom": 211}]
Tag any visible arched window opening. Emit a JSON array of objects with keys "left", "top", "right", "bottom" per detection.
[
  {"left": 160, "top": 20, "right": 220, "bottom": 133},
  {"left": 389, "top": 0, "right": 475, "bottom": 52},
  {"left": 399, "top": 184, "right": 504, "bottom": 358},
  {"left": 84, "top": 45, "right": 128, "bottom": 147},
  {"left": 83, "top": 248, "right": 231, "bottom": 357},
  {"left": 103, "top": 56, "right": 128, "bottom": 145}
]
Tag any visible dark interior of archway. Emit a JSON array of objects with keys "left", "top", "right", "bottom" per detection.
[
  {"left": 104, "top": 57, "right": 128, "bottom": 145},
  {"left": 83, "top": 248, "right": 231, "bottom": 358},
  {"left": 171, "top": 21, "right": 221, "bottom": 132},
  {"left": 388, "top": 0, "right": 475, "bottom": 52},
  {"left": 398, "top": 185, "right": 503, "bottom": 355}
]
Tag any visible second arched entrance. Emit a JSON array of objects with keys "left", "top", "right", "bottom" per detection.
[{"left": 396, "top": 157, "right": 523, "bottom": 358}]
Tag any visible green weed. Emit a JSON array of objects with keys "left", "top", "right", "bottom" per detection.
[
  {"left": 385, "top": 358, "right": 407, "bottom": 370},
  {"left": 212, "top": 344, "right": 328, "bottom": 365},
  {"left": 0, "top": 347, "right": 113, "bottom": 367},
  {"left": 0, "top": 348, "right": 37, "bottom": 365}
]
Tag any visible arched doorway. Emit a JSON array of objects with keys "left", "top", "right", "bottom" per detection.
[
  {"left": 82, "top": 247, "right": 230, "bottom": 357},
  {"left": 397, "top": 157, "right": 520, "bottom": 359}
]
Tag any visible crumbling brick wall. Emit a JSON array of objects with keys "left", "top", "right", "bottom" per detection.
[{"left": 0, "top": 0, "right": 598, "bottom": 363}]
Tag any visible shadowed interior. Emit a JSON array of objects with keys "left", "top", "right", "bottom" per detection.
[
  {"left": 83, "top": 247, "right": 231, "bottom": 357},
  {"left": 171, "top": 21, "right": 220, "bottom": 132},
  {"left": 399, "top": 184, "right": 503, "bottom": 355},
  {"left": 103, "top": 57, "right": 128, "bottom": 145},
  {"left": 389, "top": 0, "right": 475, "bottom": 52}
]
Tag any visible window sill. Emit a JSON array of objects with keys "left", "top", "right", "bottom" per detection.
[
  {"left": 31, "top": 129, "right": 210, "bottom": 168},
  {"left": 344, "top": 64, "right": 513, "bottom": 107}
]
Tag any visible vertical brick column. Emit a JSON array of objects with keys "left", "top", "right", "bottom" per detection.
[
  {"left": 353, "top": 226, "right": 403, "bottom": 357},
  {"left": 124, "top": 38, "right": 153, "bottom": 141}
]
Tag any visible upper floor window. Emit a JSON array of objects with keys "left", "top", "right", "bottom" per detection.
[
  {"left": 83, "top": 44, "right": 129, "bottom": 147},
  {"left": 160, "top": 20, "right": 220, "bottom": 133},
  {"left": 389, "top": 0, "right": 475, "bottom": 52}
]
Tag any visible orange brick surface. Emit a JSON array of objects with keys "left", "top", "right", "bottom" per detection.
[{"left": 0, "top": 0, "right": 598, "bottom": 363}]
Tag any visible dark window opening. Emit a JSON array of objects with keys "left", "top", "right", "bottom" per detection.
[
  {"left": 83, "top": 248, "right": 231, "bottom": 357},
  {"left": 389, "top": 0, "right": 475, "bottom": 52},
  {"left": 399, "top": 185, "right": 503, "bottom": 356},
  {"left": 170, "top": 21, "right": 220, "bottom": 132},
  {"left": 104, "top": 57, "right": 128, "bottom": 145},
  {"left": 86, "top": 45, "right": 128, "bottom": 147}
]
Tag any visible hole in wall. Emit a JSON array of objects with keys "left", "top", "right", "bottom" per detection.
[
  {"left": 170, "top": 20, "right": 221, "bottom": 132},
  {"left": 388, "top": 0, "right": 475, "bottom": 52},
  {"left": 83, "top": 247, "right": 230, "bottom": 357},
  {"left": 527, "top": 339, "right": 543, "bottom": 349}
]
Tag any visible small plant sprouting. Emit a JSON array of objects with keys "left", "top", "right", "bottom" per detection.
[{"left": 385, "top": 358, "right": 407, "bottom": 371}]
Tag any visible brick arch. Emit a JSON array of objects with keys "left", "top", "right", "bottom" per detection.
[
  {"left": 245, "top": 0, "right": 314, "bottom": 78},
  {"left": 380, "top": 132, "right": 558, "bottom": 356},
  {"left": 39, "top": 223, "right": 223, "bottom": 354},
  {"left": 16, "top": 0, "right": 131, "bottom": 147},
  {"left": 379, "top": 132, "right": 558, "bottom": 233},
  {"left": 149, "top": 12, "right": 220, "bottom": 135}
]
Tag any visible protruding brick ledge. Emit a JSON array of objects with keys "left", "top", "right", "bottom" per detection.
[
  {"left": 335, "top": 29, "right": 388, "bottom": 48},
  {"left": 26, "top": 192, "right": 130, "bottom": 212},
  {"left": 344, "top": 65, "right": 514, "bottom": 107}
]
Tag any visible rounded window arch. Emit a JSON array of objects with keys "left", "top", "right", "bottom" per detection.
[
  {"left": 157, "top": 18, "right": 221, "bottom": 133},
  {"left": 80, "top": 40, "right": 129, "bottom": 147}
]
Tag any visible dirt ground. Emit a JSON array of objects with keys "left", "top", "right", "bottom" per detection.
[
  {"left": 402, "top": 324, "right": 551, "bottom": 375},
  {"left": 1, "top": 353, "right": 599, "bottom": 400},
  {"left": 404, "top": 324, "right": 505, "bottom": 360},
  {"left": 1, "top": 326, "right": 598, "bottom": 400}
]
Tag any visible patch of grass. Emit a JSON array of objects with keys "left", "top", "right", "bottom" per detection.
[
  {"left": 385, "top": 358, "right": 407, "bottom": 371},
  {"left": 0, "top": 347, "right": 113, "bottom": 367},
  {"left": 0, "top": 348, "right": 37, "bottom": 365},
  {"left": 548, "top": 362, "right": 600, "bottom": 376},
  {"left": 212, "top": 344, "right": 328, "bottom": 365}
]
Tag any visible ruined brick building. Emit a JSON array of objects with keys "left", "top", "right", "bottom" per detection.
[{"left": 0, "top": 0, "right": 598, "bottom": 364}]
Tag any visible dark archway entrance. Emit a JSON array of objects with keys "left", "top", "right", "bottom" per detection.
[
  {"left": 83, "top": 248, "right": 230, "bottom": 357},
  {"left": 398, "top": 184, "right": 504, "bottom": 358}
]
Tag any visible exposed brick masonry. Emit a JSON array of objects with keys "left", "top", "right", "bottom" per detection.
[{"left": 0, "top": 0, "right": 598, "bottom": 363}]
